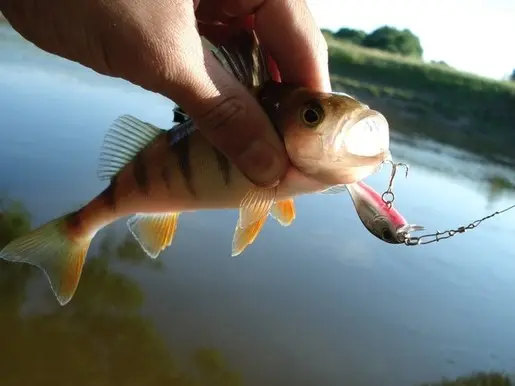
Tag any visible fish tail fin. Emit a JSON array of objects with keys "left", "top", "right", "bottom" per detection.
[{"left": 0, "top": 212, "right": 95, "bottom": 306}]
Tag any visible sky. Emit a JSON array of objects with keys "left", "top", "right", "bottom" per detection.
[{"left": 306, "top": 0, "right": 515, "bottom": 80}]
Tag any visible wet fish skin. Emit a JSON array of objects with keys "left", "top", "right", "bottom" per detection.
[{"left": 0, "top": 30, "right": 391, "bottom": 306}]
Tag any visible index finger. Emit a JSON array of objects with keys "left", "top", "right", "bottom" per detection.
[{"left": 254, "top": 0, "right": 331, "bottom": 91}]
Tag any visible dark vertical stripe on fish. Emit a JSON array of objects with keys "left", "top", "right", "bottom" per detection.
[
  {"left": 212, "top": 146, "right": 231, "bottom": 185},
  {"left": 101, "top": 175, "right": 118, "bottom": 210},
  {"left": 161, "top": 160, "right": 172, "bottom": 191},
  {"left": 171, "top": 136, "right": 196, "bottom": 197},
  {"left": 132, "top": 152, "right": 149, "bottom": 194}
]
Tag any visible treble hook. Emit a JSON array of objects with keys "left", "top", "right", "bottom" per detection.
[{"left": 381, "top": 160, "right": 409, "bottom": 208}]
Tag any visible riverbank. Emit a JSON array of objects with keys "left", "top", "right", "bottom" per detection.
[
  {"left": 325, "top": 33, "right": 515, "bottom": 167},
  {"left": 0, "top": 20, "right": 512, "bottom": 167}
]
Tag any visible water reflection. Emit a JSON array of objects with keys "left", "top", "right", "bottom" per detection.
[
  {"left": 3, "top": 22, "right": 515, "bottom": 386},
  {"left": 483, "top": 175, "right": 515, "bottom": 208},
  {"left": 0, "top": 197, "right": 242, "bottom": 386},
  {"left": 389, "top": 133, "right": 515, "bottom": 213},
  {"left": 420, "top": 371, "right": 513, "bottom": 386}
]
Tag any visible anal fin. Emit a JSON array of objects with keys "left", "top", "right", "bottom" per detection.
[
  {"left": 271, "top": 199, "right": 296, "bottom": 226},
  {"left": 127, "top": 213, "right": 180, "bottom": 259},
  {"left": 231, "top": 216, "right": 267, "bottom": 257}
]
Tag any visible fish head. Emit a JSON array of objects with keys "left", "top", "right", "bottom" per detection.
[
  {"left": 202, "top": 30, "right": 389, "bottom": 186},
  {"left": 346, "top": 181, "right": 425, "bottom": 244},
  {"left": 260, "top": 84, "right": 391, "bottom": 185}
]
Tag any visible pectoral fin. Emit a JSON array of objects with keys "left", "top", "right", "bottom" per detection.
[
  {"left": 271, "top": 199, "right": 296, "bottom": 226},
  {"left": 127, "top": 213, "right": 180, "bottom": 259},
  {"left": 230, "top": 186, "right": 276, "bottom": 256},
  {"left": 237, "top": 187, "right": 276, "bottom": 228},
  {"left": 231, "top": 216, "right": 267, "bottom": 257}
]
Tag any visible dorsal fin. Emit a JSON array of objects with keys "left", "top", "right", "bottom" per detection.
[
  {"left": 97, "top": 115, "right": 164, "bottom": 181},
  {"left": 171, "top": 31, "right": 269, "bottom": 133},
  {"left": 201, "top": 30, "right": 270, "bottom": 89}
]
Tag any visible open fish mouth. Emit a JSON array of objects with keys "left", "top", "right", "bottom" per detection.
[{"left": 326, "top": 109, "right": 390, "bottom": 162}]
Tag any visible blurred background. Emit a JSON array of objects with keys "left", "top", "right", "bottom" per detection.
[{"left": 1, "top": 2, "right": 515, "bottom": 385}]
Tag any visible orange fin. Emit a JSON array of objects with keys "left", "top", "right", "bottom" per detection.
[
  {"left": 237, "top": 186, "right": 276, "bottom": 228},
  {"left": 0, "top": 214, "right": 94, "bottom": 306},
  {"left": 231, "top": 216, "right": 267, "bottom": 257},
  {"left": 127, "top": 212, "right": 180, "bottom": 259},
  {"left": 271, "top": 199, "right": 296, "bottom": 226}
]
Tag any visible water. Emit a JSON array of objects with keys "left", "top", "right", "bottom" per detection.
[{"left": 2, "top": 24, "right": 515, "bottom": 386}]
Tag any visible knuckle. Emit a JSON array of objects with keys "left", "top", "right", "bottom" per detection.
[
  {"left": 199, "top": 95, "right": 247, "bottom": 134},
  {"left": 196, "top": 94, "right": 257, "bottom": 156}
]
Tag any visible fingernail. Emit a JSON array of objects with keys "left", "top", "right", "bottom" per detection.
[{"left": 237, "top": 140, "right": 284, "bottom": 187}]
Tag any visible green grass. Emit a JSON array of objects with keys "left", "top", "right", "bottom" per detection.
[
  {"left": 325, "top": 33, "right": 515, "bottom": 166},
  {"left": 325, "top": 33, "right": 515, "bottom": 95}
]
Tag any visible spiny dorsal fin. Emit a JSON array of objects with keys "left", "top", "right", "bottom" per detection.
[
  {"left": 170, "top": 30, "right": 268, "bottom": 134},
  {"left": 97, "top": 115, "right": 164, "bottom": 181},
  {"left": 201, "top": 30, "right": 270, "bottom": 89}
]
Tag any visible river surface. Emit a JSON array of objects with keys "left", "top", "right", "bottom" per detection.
[{"left": 1, "top": 23, "right": 515, "bottom": 386}]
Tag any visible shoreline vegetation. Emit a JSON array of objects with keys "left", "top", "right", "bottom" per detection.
[
  {"left": 322, "top": 30, "right": 515, "bottom": 168},
  {"left": 1, "top": 18, "right": 514, "bottom": 167}
]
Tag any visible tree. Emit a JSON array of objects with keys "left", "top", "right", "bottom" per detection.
[
  {"left": 334, "top": 27, "right": 367, "bottom": 45},
  {"left": 510, "top": 69, "right": 515, "bottom": 81},
  {"left": 362, "top": 25, "right": 424, "bottom": 58}
]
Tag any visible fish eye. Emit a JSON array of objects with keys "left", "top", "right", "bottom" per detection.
[
  {"left": 381, "top": 228, "right": 394, "bottom": 242},
  {"left": 300, "top": 101, "right": 325, "bottom": 127}
]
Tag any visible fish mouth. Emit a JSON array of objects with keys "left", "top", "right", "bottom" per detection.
[{"left": 327, "top": 108, "right": 390, "bottom": 161}]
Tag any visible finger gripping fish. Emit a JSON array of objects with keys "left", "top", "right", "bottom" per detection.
[{"left": 0, "top": 30, "right": 391, "bottom": 306}]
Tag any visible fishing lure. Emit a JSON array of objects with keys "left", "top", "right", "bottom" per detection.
[{"left": 375, "top": 161, "right": 515, "bottom": 246}]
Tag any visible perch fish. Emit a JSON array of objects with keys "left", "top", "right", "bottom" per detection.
[{"left": 0, "top": 30, "right": 391, "bottom": 305}]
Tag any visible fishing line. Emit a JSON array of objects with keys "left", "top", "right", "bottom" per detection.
[{"left": 380, "top": 161, "right": 515, "bottom": 246}]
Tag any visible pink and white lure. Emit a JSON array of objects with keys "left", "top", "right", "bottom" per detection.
[
  {"left": 321, "top": 180, "right": 424, "bottom": 244},
  {"left": 346, "top": 181, "right": 424, "bottom": 244}
]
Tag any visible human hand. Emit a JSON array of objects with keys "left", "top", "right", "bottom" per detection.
[{"left": 0, "top": 0, "right": 330, "bottom": 187}]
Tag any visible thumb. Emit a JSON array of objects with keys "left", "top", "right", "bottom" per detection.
[{"left": 160, "top": 29, "right": 289, "bottom": 188}]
